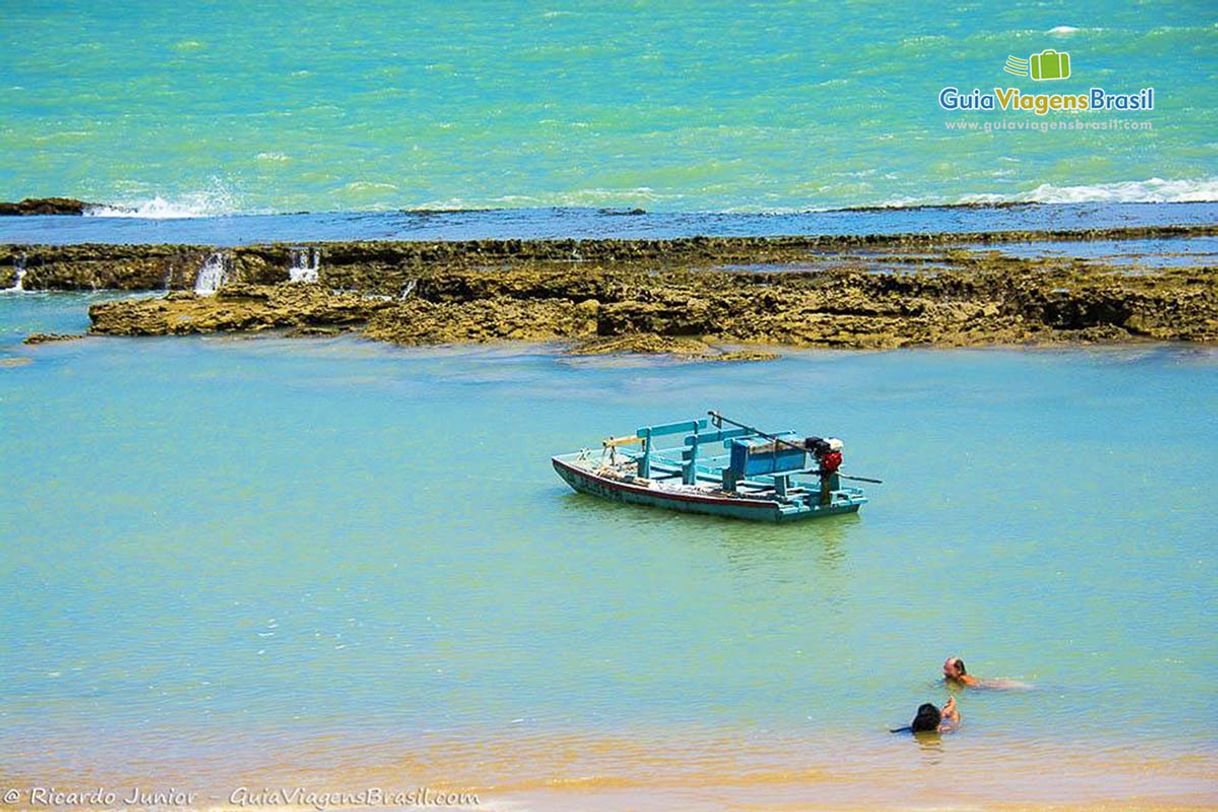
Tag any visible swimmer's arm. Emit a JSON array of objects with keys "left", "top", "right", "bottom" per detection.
[
  {"left": 938, "top": 708, "right": 961, "bottom": 733},
  {"left": 946, "top": 674, "right": 980, "bottom": 687},
  {"left": 978, "top": 678, "right": 1033, "bottom": 690}
]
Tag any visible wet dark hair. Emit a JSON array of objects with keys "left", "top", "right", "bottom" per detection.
[
  {"left": 954, "top": 658, "right": 967, "bottom": 675},
  {"left": 910, "top": 703, "right": 942, "bottom": 733}
]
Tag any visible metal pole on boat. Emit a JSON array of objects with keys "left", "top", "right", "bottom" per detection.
[
  {"left": 708, "top": 410, "right": 884, "bottom": 484},
  {"left": 708, "top": 410, "right": 811, "bottom": 454}
]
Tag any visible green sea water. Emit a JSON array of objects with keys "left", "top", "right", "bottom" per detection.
[
  {"left": 1, "top": 1, "right": 1216, "bottom": 213},
  {"left": 1, "top": 296, "right": 1215, "bottom": 805}
]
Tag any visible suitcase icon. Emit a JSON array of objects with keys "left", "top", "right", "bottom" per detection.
[{"left": 1030, "top": 49, "right": 1071, "bottom": 81}]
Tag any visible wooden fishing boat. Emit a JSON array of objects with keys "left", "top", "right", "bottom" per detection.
[{"left": 552, "top": 411, "right": 872, "bottom": 522}]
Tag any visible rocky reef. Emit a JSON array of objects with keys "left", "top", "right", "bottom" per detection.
[
  {"left": 0, "top": 197, "right": 96, "bottom": 216},
  {"left": 91, "top": 285, "right": 393, "bottom": 336},
  {"left": 1, "top": 244, "right": 213, "bottom": 290},
  {"left": 23, "top": 332, "right": 85, "bottom": 344},
  {"left": 6, "top": 224, "right": 1216, "bottom": 291},
  {"left": 3, "top": 226, "right": 1213, "bottom": 356},
  {"left": 80, "top": 229, "right": 1218, "bottom": 357}
]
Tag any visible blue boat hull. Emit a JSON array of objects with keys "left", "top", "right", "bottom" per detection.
[{"left": 552, "top": 456, "right": 863, "bottom": 523}]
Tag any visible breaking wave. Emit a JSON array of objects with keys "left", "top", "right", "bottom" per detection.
[
  {"left": 73, "top": 176, "right": 1218, "bottom": 218},
  {"left": 889, "top": 177, "right": 1218, "bottom": 210},
  {"left": 84, "top": 184, "right": 245, "bottom": 218},
  {"left": 1013, "top": 177, "right": 1218, "bottom": 205}
]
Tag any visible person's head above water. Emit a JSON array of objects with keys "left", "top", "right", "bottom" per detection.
[
  {"left": 942, "top": 657, "right": 1031, "bottom": 690},
  {"left": 910, "top": 703, "right": 942, "bottom": 733},
  {"left": 892, "top": 696, "right": 958, "bottom": 734},
  {"left": 943, "top": 656, "right": 968, "bottom": 680}
]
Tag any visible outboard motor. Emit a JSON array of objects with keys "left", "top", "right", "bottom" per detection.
[{"left": 804, "top": 436, "right": 829, "bottom": 455}]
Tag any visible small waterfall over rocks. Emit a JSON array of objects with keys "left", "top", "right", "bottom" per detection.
[
  {"left": 289, "top": 247, "right": 320, "bottom": 283},
  {"left": 399, "top": 278, "right": 417, "bottom": 299},
  {"left": 4, "top": 253, "right": 27, "bottom": 292},
  {"left": 194, "top": 252, "right": 231, "bottom": 295}
]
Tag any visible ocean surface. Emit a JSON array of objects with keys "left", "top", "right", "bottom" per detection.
[
  {"left": 1, "top": 293, "right": 1215, "bottom": 807},
  {"left": 1, "top": 202, "right": 1217, "bottom": 248},
  {"left": 2, "top": 1, "right": 1216, "bottom": 214}
]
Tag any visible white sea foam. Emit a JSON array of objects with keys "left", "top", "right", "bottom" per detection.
[
  {"left": 85, "top": 182, "right": 243, "bottom": 219},
  {"left": 1021, "top": 177, "right": 1218, "bottom": 204},
  {"left": 85, "top": 197, "right": 209, "bottom": 218},
  {"left": 343, "top": 181, "right": 399, "bottom": 192},
  {"left": 1047, "top": 25, "right": 1081, "bottom": 35},
  {"left": 956, "top": 193, "right": 1013, "bottom": 205},
  {"left": 937, "top": 177, "right": 1218, "bottom": 208},
  {"left": 869, "top": 195, "right": 932, "bottom": 209},
  {"left": 73, "top": 176, "right": 1218, "bottom": 220}
]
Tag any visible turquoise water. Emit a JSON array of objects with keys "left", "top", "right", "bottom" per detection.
[
  {"left": 2, "top": 1, "right": 1216, "bottom": 213},
  {"left": 1, "top": 295, "right": 1216, "bottom": 802}
]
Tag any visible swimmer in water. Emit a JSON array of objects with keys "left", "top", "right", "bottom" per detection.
[
  {"left": 891, "top": 696, "right": 960, "bottom": 734},
  {"left": 943, "top": 656, "right": 1032, "bottom": 690},
  {"left": 943, "top": 656, "right": 980, "bottom": 686}
]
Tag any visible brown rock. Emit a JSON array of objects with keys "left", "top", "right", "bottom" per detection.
[
  {"left": 71, "top": 228, "right": 1218, "bottom": 354},
  {"left": 23, "top": 332, "right": 85, "bottom": 344},
  {"left": 0, "top": 197, "right": 94, "bottom": 216}
]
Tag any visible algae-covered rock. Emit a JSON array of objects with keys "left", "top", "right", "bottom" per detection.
[
  {"left": 23, "top": 332, "right": 85, "bottom": 344},
  {"left": 89, "top": 284, "right": 393, "bottom": 336},
  {"left": 569, "top": 335, "right": 780, "bottom": 362},
  {"left": 569, "top": 334, "right": 720, "bottom": 357},
  {"left": 716, "top": 349, "right": 782, "bottom": 362},
  {"left": 363, "top": 296, "right": 598, "bottom": 346},
  {"left": 76, "top": 227, "right": 1218, "bottom": 353},
  {"left": 0, "top": 197, "right": 94, "bottom": 216},
  {"left": 9, "top": 244, "right": 213, "bottom": 290},
  {"left": 15, "top": 223, "right": 1218, "bottom": 292}
]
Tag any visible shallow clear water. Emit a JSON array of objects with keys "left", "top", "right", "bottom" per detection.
[
  {"left": 966, "top": 234, "right": 1218, "bottom": 268},
  {"left": 1, "top": 2, "right": 1215, "bottom": 212},
  {"left": 1, "top": 295, "right": 1215, "bottom": 805}
]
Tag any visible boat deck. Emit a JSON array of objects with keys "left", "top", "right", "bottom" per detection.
[{"left": 552, "top": 452, "right": 867, "bottom": 522}]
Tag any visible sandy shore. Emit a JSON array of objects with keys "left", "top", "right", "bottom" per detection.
[{"left": 4, "top": 726, "right": 1214, "bottom": 810}]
